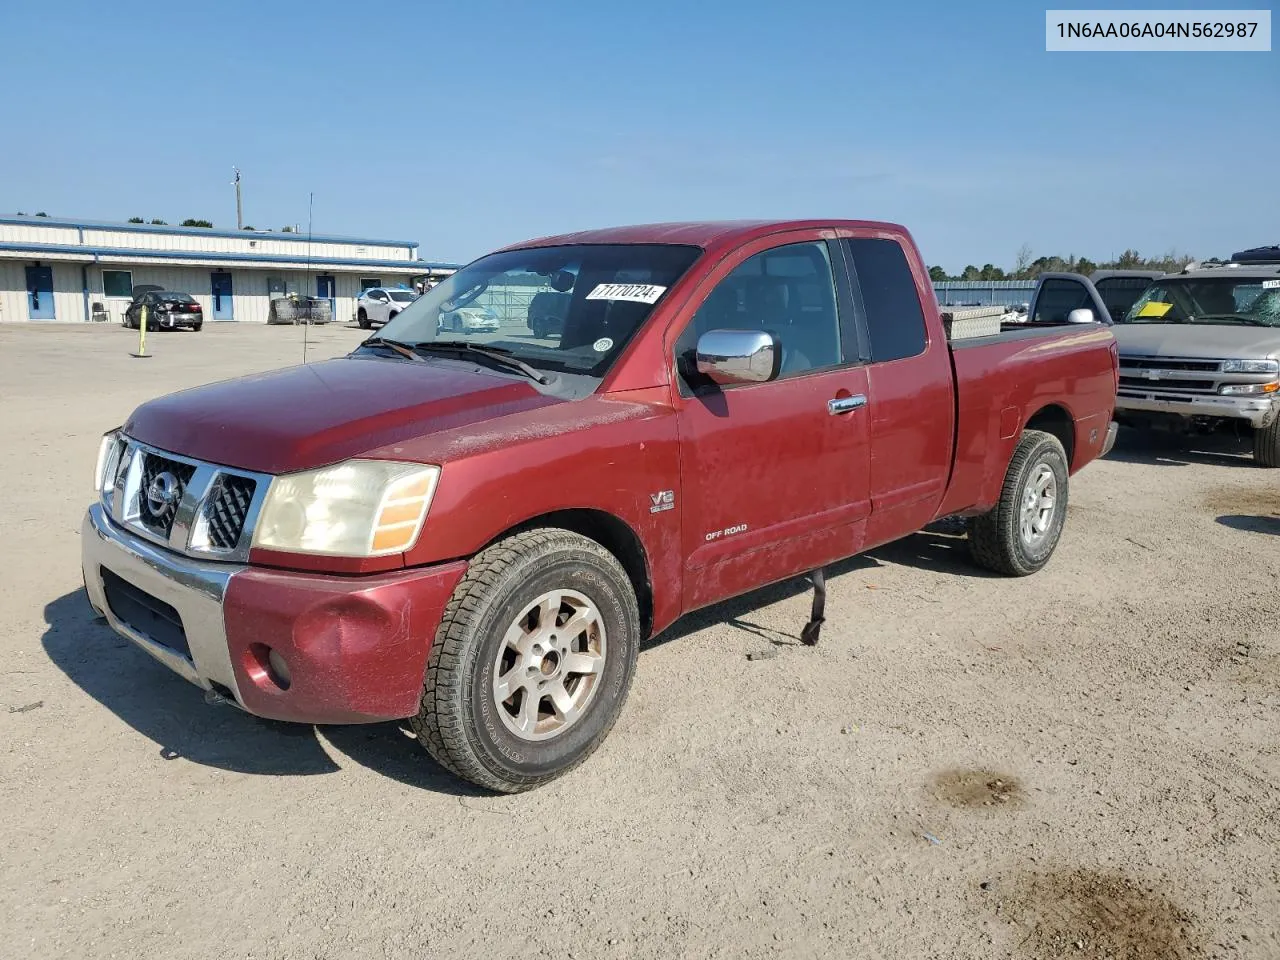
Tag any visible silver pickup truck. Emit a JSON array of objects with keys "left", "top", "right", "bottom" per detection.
[{"left": 1105, "top": 254, "right": 1280, "bottom": 466}]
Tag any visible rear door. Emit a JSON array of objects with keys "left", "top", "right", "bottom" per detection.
[
  {"left": 670, "top": 233, "right": 872, "bottom": 611},
  {"left": 836, "top": 234, "right": 955, "bottom": 548}
]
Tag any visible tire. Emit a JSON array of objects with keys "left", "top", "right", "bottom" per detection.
[
  {"left": 531, "top": 318, "right": 546, "bottom": 339},
  {"left": 967, "top": 429, "right": 1069, "bottom": 576},
  {"left": 192, "top": 322, "right": 203, "bottom": 332},
  {"left": 409, "top": 528, "right": 640, "bottom": 794},
  {"left": 1253, "top": 419, "right": 1280, "bottom": 467},
  {"left": 357, "top": 309, "right": 370, "bottom": 329}
]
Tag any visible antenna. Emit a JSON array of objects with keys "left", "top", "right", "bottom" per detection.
[
  {"left": 231, "top": 167, "right": 243, "bottom": 230},
  {"left": 302, "top": 191, "right": 314, "bottom": 363}
]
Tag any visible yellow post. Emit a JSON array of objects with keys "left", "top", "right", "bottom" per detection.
[{"left": 131, "top": 304, "right": 152, "bottom": 358}]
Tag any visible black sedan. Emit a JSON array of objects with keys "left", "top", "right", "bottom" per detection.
[{"left": 123, "top": 291, "right": 204, "bottom": 331}]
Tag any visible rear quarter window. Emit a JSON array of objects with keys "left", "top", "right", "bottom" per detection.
[{"left": 843, "top": 238, "right": 927, "bottom": 363}]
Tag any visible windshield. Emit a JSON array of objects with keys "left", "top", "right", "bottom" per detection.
[
  {"left": 371, "top": 243, "right": 702, "bottom": 379},
  {"left": 1121, "top": 278, "right": 1280, "bottom": 327},
  {"left": 387, "top": 290, "right": 417, "bottom": 302},
  {"left": 1093, "top": 276, "right": 1156, "bottom": 323}
]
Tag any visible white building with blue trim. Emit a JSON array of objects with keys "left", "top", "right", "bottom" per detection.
[{"left": 0, "top": 214, "right": 458, "bottom": 325}]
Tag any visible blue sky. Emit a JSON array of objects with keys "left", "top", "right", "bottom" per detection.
[{"left": 1, "top": 0, "right": 1275, "bottom": 271}]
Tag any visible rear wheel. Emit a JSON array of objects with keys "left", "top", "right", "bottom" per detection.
[
  {"left": 1253, "top": 419, "right": 1280, "bottom": 467},
  {"left": 192, "top": 322, "right": 203, "bottom": 332},
  {"left": 968, "top": 429, "right": 1069, "bottom": 576},
  {"left": 410, "top": 528, "right": 640, "bottom": 794}
]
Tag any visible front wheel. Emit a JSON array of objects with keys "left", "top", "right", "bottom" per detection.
[
  {"left": 409, "top": 528, "right": 640, "bottom": 794},
  {"left": 1253, "top": 419, "right": 1280, "bottom": 467},
  {"left": 357, "top": 309, "right": 370, "bottom": 329},
  {"left": 967, "top": 429, "right": 1069, "bottom": 576}
]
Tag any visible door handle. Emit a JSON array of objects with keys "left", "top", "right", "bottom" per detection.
[{"left": 828, "top": 395, "right": 867, "bottom": 415}]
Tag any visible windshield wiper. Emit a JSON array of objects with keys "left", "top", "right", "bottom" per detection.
[
  {"left": 411, "top": 340, "right": 550, "bottom": 384},
  {"left": 1190, "top": 313, "right": 1266, "bottom": 326},
  {"left": 359, "top": 336, "right": 424, "bottom": 361}
]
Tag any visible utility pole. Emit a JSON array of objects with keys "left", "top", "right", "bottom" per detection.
[{"left": 232, "top": 167, "right": 243, "bottom": 229}]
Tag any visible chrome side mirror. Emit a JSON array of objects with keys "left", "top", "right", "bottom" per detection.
[
  {"left": 695, "top": 329, "right": 781, "bottom": 385},
  {"left": 1067, "top": 308, "right": 1095, "bottom": 324}
]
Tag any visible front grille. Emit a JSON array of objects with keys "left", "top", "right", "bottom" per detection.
[
  {"left": 1121, "top": 357, "right": 1220, "bottom": 373},
  {"left": 101, "top": 567, "right": 191, "bottom": 659},
  {"left": 204, "top": 475, "right": 256, "bottom": 549},
  {"left": 105, "top": 438, "right": 268, "bottom": 559},
  {"left": 138, "top": 454, "right": 196, "bottom": 538},
  {"left": 1119, "top": 376, "right": 1215, "bottom": 392}
]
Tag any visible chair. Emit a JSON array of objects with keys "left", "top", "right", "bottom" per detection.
[{"left": 90, "top": 301, "right": 110, "bottom": 323}]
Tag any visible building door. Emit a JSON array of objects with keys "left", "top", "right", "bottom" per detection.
[
  {"left": 210, "top": 272, "right": 234, "bottom": 320},
  {"left": 26, "top": 265, "right": 55, "bottom": 320},
  {"left": 316, "top": 275, "right": 335, "bottom": 322}
]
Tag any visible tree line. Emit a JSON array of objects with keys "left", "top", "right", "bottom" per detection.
[
  {"left": 929, "top": 244, "right": 1196, "bottom": 282},
  {"left": 125, "top": 217, "right": 298, "bottom": 231}
]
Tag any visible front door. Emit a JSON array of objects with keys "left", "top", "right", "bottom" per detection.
[
  {"left": 210, "top": 272, "right": 234, "bottom": 320},
  {"left": 671, "top": 236, "right": 872, "bottom": 612},
  {"left": 25, "top": 265, "right": 55, "bottom": 320}
]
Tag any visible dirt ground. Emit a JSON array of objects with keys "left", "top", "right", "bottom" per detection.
[{"left": 1, "top": 322, "right": 1276, "bottom": 959}]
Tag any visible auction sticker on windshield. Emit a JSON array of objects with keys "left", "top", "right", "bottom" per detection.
[
  {"left": 1263, "top": 280, "right": 1280, "bottom": 289},
  {"left": 1137, "top": 301, "right": 1173, "bottom": 318},
  {"left": 586, "top": 283, "right": 667, "bottom": 304}
]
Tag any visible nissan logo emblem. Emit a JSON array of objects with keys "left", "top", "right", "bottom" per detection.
[{"left": 145, "top": 471, "right": 181, "bottom": 519}]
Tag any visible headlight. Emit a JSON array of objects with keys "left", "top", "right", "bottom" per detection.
[
  {"left": 1222, "top": 359, "right": 1279, "bottom": 374},
  {"left": 94, "top": 429, "right": 122, "bottom": 493},
  {"left": 253, "top": 459, "right": 440, "bottom": 557},
  {"left": 1220, "top": 382, "right": 1280, "bottom": 396}
]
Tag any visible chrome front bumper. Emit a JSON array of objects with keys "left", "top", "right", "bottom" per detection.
[
  {"left": 82, "top": 503, "right": 245, "bottom": 704},
  {"left": 1116, "top": 392, "right": 1278, "bottom": 428}
]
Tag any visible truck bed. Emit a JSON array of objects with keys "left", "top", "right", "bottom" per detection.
[{"left": 939, "top": 321, "right": 1118, "bottom": 518}]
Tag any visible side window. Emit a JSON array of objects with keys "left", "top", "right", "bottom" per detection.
[
  {"left": 843, "top": 238, "right": 926, "bottom": 363},
  {"left": 1032, "top": 278, "right": 1092, "bottom": 323},
  {"left": 675, "top": 241, "right": 842, "bottom": 388}
]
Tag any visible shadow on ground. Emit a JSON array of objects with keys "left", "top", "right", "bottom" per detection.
[
  {"left": 1105, "top": 426, "right": 1255, "bottom": 469},
  {"left": 1216, "top": 514, "right": 1280, "bottom": 536},
  {"left": 42, "top": 590, "right": 485, "bottom": 794},
  {"left": 647, "top": 519, "right": 990, "bottom": 649}
]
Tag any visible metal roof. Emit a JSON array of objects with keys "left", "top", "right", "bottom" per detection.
[
  {"left": 0, "top": 213, "right": 417, "bottom": 248},
  {"left": 0, "top": 241, "right": 459, "bottom": 272}
]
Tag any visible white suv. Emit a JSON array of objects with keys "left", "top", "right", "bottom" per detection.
[{"left": 356, "top": 287, "right": 418, "bottom": 329}]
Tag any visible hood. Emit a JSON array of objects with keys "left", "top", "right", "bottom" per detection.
[
  {"left": 1113, "top": 323, "right": 1280, "bottom": 360},
  {"left": 123, "top": 356, "right": 563, "bottom": 474}
]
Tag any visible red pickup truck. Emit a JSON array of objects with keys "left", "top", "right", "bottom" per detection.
[{"left": 82, "top": 220, "right": 1119, "bottom": 792}]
